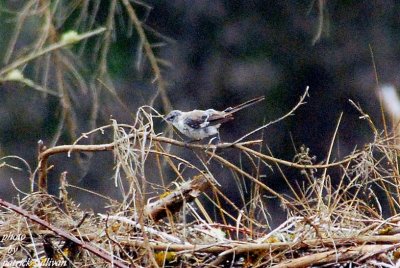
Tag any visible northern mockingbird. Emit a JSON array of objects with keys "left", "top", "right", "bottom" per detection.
[{"left": 164, "top": 96, "right": 265, "bottom": 141}]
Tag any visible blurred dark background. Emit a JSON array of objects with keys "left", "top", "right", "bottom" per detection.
[{"left": 0, "top": 1, "right": 399, "bottom": 225}]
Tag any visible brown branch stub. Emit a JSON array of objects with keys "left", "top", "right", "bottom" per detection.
[
  {"left": 144, "top": 174, "right": 211, "bottom": 221},
  {"left": 38, "top": 140, "right": 48, "bottom": 192}
]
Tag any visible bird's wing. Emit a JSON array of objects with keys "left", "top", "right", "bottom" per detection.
[
  {"left": 206, "top": 109, "right": 234, "bottom": 125},
  {"left": 183, "top": 110, "right": 232, "bottom": 129},
  {"left": 183, "top": 110, "right": 211, "bottom": 129}
]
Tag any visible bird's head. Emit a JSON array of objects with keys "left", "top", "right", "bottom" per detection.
[{"left": 164, "top": 110, "right": 182, "bottom": 124}]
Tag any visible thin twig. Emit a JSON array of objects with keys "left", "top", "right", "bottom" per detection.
[
  {"left": 120, "top": 0, "right": 172, "bottom": 111},
  {"left": 233, "top": 86, "right": 310, "bottom": 144},
  {"left": 0, "top": 27, "right": 106, "bottom": 76}
]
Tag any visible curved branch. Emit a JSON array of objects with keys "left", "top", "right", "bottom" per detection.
[{"left": 37, "top": 129, "right": 361, "bottom": 192}]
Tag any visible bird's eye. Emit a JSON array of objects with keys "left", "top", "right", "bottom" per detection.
[
  {"left": 166, "top": 114, "right": 175, "bottom": 121},
  {"left": 165, "top": 111, "right": 180, "bottom": 122}
]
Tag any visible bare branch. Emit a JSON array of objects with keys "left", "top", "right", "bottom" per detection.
[{"left": 233, "top": 86, "right": 310, "bottom": 144}]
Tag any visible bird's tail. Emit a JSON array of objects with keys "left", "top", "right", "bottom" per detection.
[{"left": 224, "top": 96, "right": 265, "bottom": 114}]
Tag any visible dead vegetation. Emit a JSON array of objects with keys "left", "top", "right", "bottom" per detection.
[
  {"left": 2, "top": 94, "right": 400, "bottom": 267},
  {"left": 1, "top": 1, "right": 400, "bottom": 267}
]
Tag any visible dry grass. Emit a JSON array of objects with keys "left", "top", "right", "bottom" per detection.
[
  {"left": 2, "top": 99, "right": 400, "bottom": 267},
  {"left": 1, "top": 1, "right": 400, "bottom": 267}
]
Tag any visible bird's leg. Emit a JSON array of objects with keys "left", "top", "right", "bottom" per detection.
[
  {"left": 206, "top": 135, "right": 220, "bottom": 163},
  {"left": 216, "top": 132, "right": 221, "bottom": 144},
  {"left": 208, "top": 133, "right": 221, "bottom": 150},
  {"left": 208, "top": 137, "right": 218, "bottom": 145},
  {"left": 208, "top": 133, "right": 221, "bottom": 145}
]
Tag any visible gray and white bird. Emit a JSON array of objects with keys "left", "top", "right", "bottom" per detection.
[{"left": 164, "top": 96, "right": 265, "bottom": 141}]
